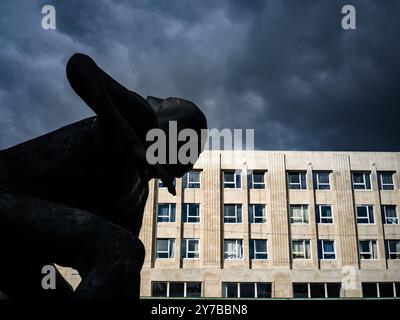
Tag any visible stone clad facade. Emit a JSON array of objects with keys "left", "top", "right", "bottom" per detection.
[{"left": 139, "top": 150, "right": 400, "bottom": 298}]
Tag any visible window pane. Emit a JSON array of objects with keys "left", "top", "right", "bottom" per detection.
[
  {"left": 223, "top": 283, "right": 238, "bottom": 298},
  {"left": 257, "top": 283, "right": 272, "bottom": 298},
  {"left": 395, "top": 283, "right": 400, "bottom": 298},
  {"left": 293, "top": 283, "right": 308, "bottom": 298},
  {"left": 240, "top": 283, "right": 255, "bottom": 298},
  {"left": 186, "top": 282, "right": 201, "bottom": 298},
  {"left": 157, "top": 239, "right": 168, "bottom": 252},
  {"left": 379, "top": 283, "right": 394, "bottom": 298},
  {"left": 310, "top": 283, "right": 325, "bottom": 298},
  {"left": 362, "top": 283, "right": 378, "bottom": 298},
  {"left": 152, "top": 282, "right": 168, "bottom": 297},
  {"left": 326, "top": 283, "right": 341, "bottom": 298},
  {"left": 169, "top": 282, "right": 184, "bottom": 297}
]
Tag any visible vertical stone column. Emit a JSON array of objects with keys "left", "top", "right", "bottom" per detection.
[
  {"left": 140, "top": 179, "right": 157, "bottom": 268},
  {"left": 242, "top": 163, "right": 251, "bottom": 269},
  {"left": 269, "top": 153, "right": 290, "bottom": 267},
  {"left": 201, "top": 152, "right": 222, "bottom": 298},
  {"left": 307, "top": 164, "right": 319, "bottom": 268},
  {"left": 175, "top": 178, "right": 183, "bottom": 268},
  {"left": 268, "top": 153, "right": 290, "bottom": 297},
  {"left": 332, "top": 154, "right": 360, "bottom": 297}
]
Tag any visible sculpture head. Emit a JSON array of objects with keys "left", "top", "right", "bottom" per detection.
[{"left": 146, "top": 96, "right": 208, "bottom": 178}]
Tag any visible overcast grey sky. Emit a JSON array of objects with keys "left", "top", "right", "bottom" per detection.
[{"left": 0, "top": 0, "right": 399, "bottom": 151}]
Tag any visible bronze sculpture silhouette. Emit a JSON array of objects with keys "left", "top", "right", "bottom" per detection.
[{"left": 0, "top": 53, "right": 207, "bottom": 299}]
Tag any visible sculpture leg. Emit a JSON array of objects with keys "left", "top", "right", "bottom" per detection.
[{"left": 0, "top": 186, "right": 145, "bottom": 299}]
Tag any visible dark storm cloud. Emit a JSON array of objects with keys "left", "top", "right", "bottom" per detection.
[{"left": 0, "top": 0, "right": 399, "bottom": 151}]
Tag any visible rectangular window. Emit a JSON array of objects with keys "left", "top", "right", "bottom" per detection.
[
  {"left": 316, "top": 205, "right": 333, "bottom": 224},
  {"left": 250, "top": 240, "right": 268, "bottom": 259},
  {"left": 313, "top": 171, "right": 331, "bottom": 190},
  {"left": 378, "top": 172, "right": 395, "bottom": 190},
  {"left": 159, "top": 178, "right": 176, "bottom": 189},
  {"left": 152, "top": 282, "right": 202, "bottom": 298},
  {"left": 356, "top": 205, "right": 375, "bottom": 224},
  {"left": 359, "top": 240, "right": 378, "bottom": 260},
  {"left": 293, "top": 283, "right": 341, "bottom": 298},
  {"left": 183, "top": 170, "right": 201, "bottom": 189},
  {"left": 382, "top": 205, "right": 398, "bottom": 224},
  {"left": 318, "top": 240, "right": 336, "bottom": 260},
  {"left": 248, "top": 171, "right": 265, "bottom": 189},
  {"left": 224, "top": 204, "right": 242, "bottom": 223},
  {"left": 249, "top": 204, "right": 266, "bottom": 223},
  {"left": 362, "top": 282, "right": 400, "bottom": 298},
  {"left": 222, "top": 283, "right": 272, "bottom": 298},
  {"left": 288, "top": 172, "right": 307, "bottom": 190},
  {"left": 292, "top": 240, "right": 311, "bottom": 259},
  {"left": 224, "top": 239, "right": 243, "bottom": 260},
  {"left": 223, "top": 170, "right": 241, "bottom": 189},
  {"left": 352, "top": 172, "right": 371, "bottom": 190},
  {"left": 182, "top": 203, "right": 200, "bottom": 223},
  {"left": 157, "top": 203, "right": 176, "bottom": 223},
  {"left": 385, "top": 240, "right": 400, "bottom": 259},
  {"left": 156, "top": 238, "right": 175, "bottom": 259},
  {"left": 181, "top": 239, "right": 199, "bottom": 259},
  {"left": 290, "top": 205, "right": 309, "bottom": 224}
]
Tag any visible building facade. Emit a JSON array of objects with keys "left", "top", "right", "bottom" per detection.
[{"left": 139, "top": 150, "right": 400, "bottom": 298}]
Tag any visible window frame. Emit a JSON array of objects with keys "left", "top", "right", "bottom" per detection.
[
  {"left": 224, "top": 239, "right": 243, "bottom": 260},
  {"left": 223, "top": 170, "right": 242, "bottom": 189},
  {"left": 183, "top": 170, "right": 201, "bottom": 189},
  {"left": 250, "top": 239, "right": 268, "bottom": 260},
  {"left": 159, "top": 178, "right": 176, "bottom": 189},
  {"left": 290, "top": 204, "right": 309, "bottom": 224},
  {"left": 248, "top": 171, "right": 266, "bottom": 189},
  {"left": 313, "top": 171, "right": 331, "bottom": 190},
  {"left": 352, "top": 172, "right": 372, "bottom": 190},
  {"left": 356, "top": 205, "right": 375, "bottom": 224},
  {"left": 293, "top": 282, "right": 342, "bottom": 298},
  {"left": 385, "top": 240, "right": 400, "bottom": 259},
  {"left": 182, "top": 203, "right": 201, "bottom": 224},
  {"left": 318, "top": 240, "right": 336, "bottom": 260},
  {"left": 288, "top": 171, "right": 307, "bottom": 190},
  {"left": 157, "top": 203, "right": 176, "bottom": 223},
  {"left": 152, "top": 281, "right": 202, "bottom": 298},
  {"left": 382, "top": 205, "right": 398, "bottom": 224},
  {"left": 378, "top": 172, "right": 395, "bottom": 190},
  {"left": 292, "top": 239, "right": 311, "bottom": 260},
  {"left": 249, "top": 204, "right": 267, "bottom": 224},
  {"left": 181, "top": 238, "right": 200, "bottom": 259},
  {"left": 221, "top": 282, "right": 272, "bottom": 298},
  {"left": 224, "top": 204, "right": 243, "bottom": 224},
  {"left": 359, "top": 240, "right": 379, "bottom": 260},
  {"left": 316, "top": 205, "right": 333, "bottom": 224},
  {"left": 156, "top": 238, "right": 175, "bottom": 259}
]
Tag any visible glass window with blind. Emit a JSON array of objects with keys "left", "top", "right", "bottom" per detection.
[
  {"left": 313, "top": 171, "right": 331, "bottom": 190},
  {"left": 359, "top": 240, "right": 378, "bottom": 259},
  {"left": 316, "top": 205, "right": 333, "bottom": 224},
  {"left": 292, "top": 240, "right": 311, "bottom": 259},
  {"left": 223, "top": 170, "right": 241, "bottom": 189},
  {"left": 183, "top": 170, "right": 201, "bottom": 189},
  {"left": 381, "top": 205, "right": 398, "bottom": 224},
  {"left": 182, "top": 203, "right": 200, "bottom": 223},
  {"left": 290, "top": 205, "right": 309, "bottom": 224},
  {"left": 288, "top": 172, "right": 307, "bottom": 189},
  {"left": 224, "top": 204, "right": 242, "bottom": 223},
  {"left": 356, "top": 205, "right": 375, "bottom": 224},
  {"left": 352, "top": 172, "right": 371, "bottom": 190},
  {"left": 224, "top": 239, "right": 243, "bottom": 260},
  {"left": 248, "top": 171, "right": 265, "bottom": 189},
  {"left": 378, "top": 172, "right": 395, "bottom": 190},
  {"left": 156, "top": 238, "right": 175, "bottom": 259},
  {"left": 249, "top": 204, "right": 266, "bottom": 223},
  {"left": 157, "top": 203, "right": 176, "bottom": 223},
  {"left": 250, "top": 239, "right": 268, "bottom": 259}
]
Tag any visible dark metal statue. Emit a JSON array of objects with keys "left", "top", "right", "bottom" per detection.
[{"left": 0, "top": 53, "right": 207, "bottom": 299}]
